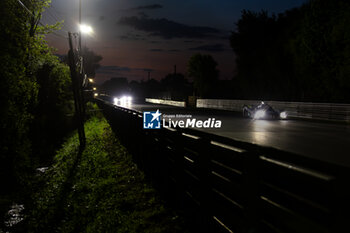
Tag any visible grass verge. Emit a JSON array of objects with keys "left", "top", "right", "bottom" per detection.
[{"left": 25, "top": 116, "right": 187, "bottom": 233}]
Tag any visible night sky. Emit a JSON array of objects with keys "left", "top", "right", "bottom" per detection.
[{"left": 42, "top": 0, "right": 307, "bottom": 84}]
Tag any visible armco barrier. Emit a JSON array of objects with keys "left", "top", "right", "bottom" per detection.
[
  {"left": 96, "top": 98, "right": 350, "bottom": 233},
  {"left": 146, "top": 98, "right": 186, "bottom": 107},
  {"left": 197, "top": 99, "right": 350, "bottom": 122}
]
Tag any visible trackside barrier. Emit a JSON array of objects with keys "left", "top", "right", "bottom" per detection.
[
  {"left": 197, "top": 99, "right": 350, "bottom": 122},
  {"left": 146, "top": 98, "right": 186, "bottom": 107},
  {"left": 96, "top": 98, "right": 350, "bottom": 233}
]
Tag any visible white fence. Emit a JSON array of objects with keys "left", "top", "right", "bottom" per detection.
[
  {"left": 197, "top": 99, "right": 350, "bottom": 122},
  {"left": 145, "top": 98, "right": 185, "bottom": 107}
]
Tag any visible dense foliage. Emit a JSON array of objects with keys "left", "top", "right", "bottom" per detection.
[
  {"left": 0, "top": 0, "right": 73, "bottom": 202},
  {"left": 82, "top": 47, "right": 103, "bottom": 78},
  {"left": 187, "top": 53, "right": 219, "bottom": 97},
  {"left": 161, "top": 73, "right": 191, "bottom": 100},
  {"left": 31, "top": 58, "right": 74, "bottom": 163},
  {"left": 230, "top": 0, "right": 350, "bottom": 102},
  {"left": 0, "top": 0, "right": 36, "bottom": 193}
]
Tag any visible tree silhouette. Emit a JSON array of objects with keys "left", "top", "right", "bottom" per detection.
[
  {"left": 230, "top": 1, "right": 350, "bottom": 102},
  {"left": 187, "top": 53, "right": 219, "bottom": 97},
  {"left": 0, "top": 0, "right": 75, "bottom": 195},
  {"left": 82, "top": 47, "right": 103, "bottom": 78},
  {"left": 160, "top": 73, "right": 190, "bottom": 100}
]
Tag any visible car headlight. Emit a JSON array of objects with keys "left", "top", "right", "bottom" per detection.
[
  {"left": 113, "top": 97, "right": 120, "bottom": 105},
  {"left": 254, "top": 110, "right": 266, "bottom": 119},
  {"left": 114, "top": 96, "right": 132, "bottom": 106},
  {"left": 280, "top": 111, "right": 287, "bottom": 119}
]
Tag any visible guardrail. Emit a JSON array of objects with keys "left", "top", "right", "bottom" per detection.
[
  {"left": 145, "top": 98, "right": 186, "bottom": 107},
  {"left": 96, "top": 98, "right": 350, "bottom": 233},
  {"left": 197, "top": 99, "right": 350, "bottom": 122}
]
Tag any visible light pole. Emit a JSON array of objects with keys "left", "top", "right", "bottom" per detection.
[
  {"left": 79, "top": 24, "right": 93, "bottom": 84},
  {"left": 67, "top": 31, "right": 86, "bottom": 150},
  {"left": 66, "top": 0, "right": 93, "bottom": 150},
  {"left": 79, "top": 0, "right": 82, "bottom": 51},
  {"left": 67, "top": 25, "right": 93, "bottom": 150},
  {"left": 79, "top": 23, "right": 94, "bottom": 116},
  {"left": 68, "top": 0, "right": 92, "bottom": 151}
]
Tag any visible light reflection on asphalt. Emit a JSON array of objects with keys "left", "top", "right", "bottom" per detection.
[{"left": 117, "top": 102, "right": 350, "bottom": 167}]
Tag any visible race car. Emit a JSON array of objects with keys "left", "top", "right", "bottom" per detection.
[{"left": 242, "top": 102, "right": 287, "bottom": 120}]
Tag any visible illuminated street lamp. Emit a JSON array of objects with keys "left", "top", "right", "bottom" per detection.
[
  {"left": 66, "top": 1, "right": 94, "bottom": 151},
  {"left": 79, "top": 24, "right": 93, "bottom": 35},
  {"left": 67, "top": 22, "right": 93, "bottom": 150},
  {"left": 66, "top": 1, "right": 94, "bottom": 150}
]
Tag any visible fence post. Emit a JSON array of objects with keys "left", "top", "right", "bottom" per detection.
[
  {"left": 242, "top": 148, "right": 260, "bottom": 232},
  {"left": 196, "top": 136, "right": 214, "bottom": 232}
]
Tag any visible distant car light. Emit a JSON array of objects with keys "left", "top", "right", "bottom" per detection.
[
  {"left": 254, "top": 110, "right": 266, "bottom": 119},
  {"left": 280, "top": 111, "right": 287, "bottom": 119},
  {"left": 113, "top": 96, "right": 132, "bottom": 106}
]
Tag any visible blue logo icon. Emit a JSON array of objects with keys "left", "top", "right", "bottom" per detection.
[{"left": 143, "top": 110, "right": 162, "bottom": 129}]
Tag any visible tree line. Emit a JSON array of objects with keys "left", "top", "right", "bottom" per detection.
[
  {"left": 0, "top": 0, "right": 101, "bottom": 210},
  {"left": 99, "top": 53, "right": 220, "bottom": 100},
  {"left": 118, "top": 0, "right": 350, "bottom": 102},
  {"left": 104, "top": 0, "right": 350, "bottom": 103},
  {"left": 230, "top": 0, "right": 350, "bottom": 102}
]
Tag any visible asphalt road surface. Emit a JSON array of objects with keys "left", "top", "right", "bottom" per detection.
[{"left": 116, "top": 102, "right": 350, "bottom": 168}]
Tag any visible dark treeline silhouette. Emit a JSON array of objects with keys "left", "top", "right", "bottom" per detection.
[
  {"left": 103, "top": 1, "right": 350, "bottom": 103},
  {"left": 100, "top": 53, "right": 223, "bottom": 100},
  {"left": 100, "top": 73, "right": 193, "bottom": 101},
  {"left": 161, "top": 73, "right": 190, "bottom": 99},
  {"left": 230, "top": 0, "right": 350, "bottom": 102},
  {"left": 0, "top": 0, "right": 69, "bottom": 196},
  {"left": 61, "top": 46, "right": 102, "bottom": 79},
  {"left": 188, "top": 53, "right": 219, "bottom": 97}
]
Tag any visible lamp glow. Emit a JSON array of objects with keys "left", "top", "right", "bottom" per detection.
[
  {"left": 79, "top": 24, "right": 93, "bottom": 34},
  {"left": 113, "top": 96, "right": 133, "bottom": 106}
]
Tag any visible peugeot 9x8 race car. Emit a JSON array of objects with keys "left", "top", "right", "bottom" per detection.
[{"left": 242, "top": 102, "right": 287, "bottom": 120}]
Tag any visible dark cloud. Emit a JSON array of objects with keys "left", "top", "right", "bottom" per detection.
[
  {"left": 188, "top": 43, "right": 226, "bottom": 52},
  {"left": 96, "top": 66, "right": 131, "bottom": 75},
  {"left": 138, "top": 12, "right": 149, "bottom": 18},
  {"left": 119, "top": 33, "right": 146, "bottom": 41},
  {"left": 184, "top": 40, "right": 203, "bottom": 43},
  {"left": 168, "top": 49, "right": 180, "bottom": 52},
  {"left": 149, "top": 49, "right": 164, "bottom": 52},
  {"left": 127, "top": 4, "right": 163, "bottom": 11},
  {"left": 123, "top": 4, "right": 163, "bottom": 11},
  {"left": 118, "top": 16, "right": 221, "bottom": 39}
]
